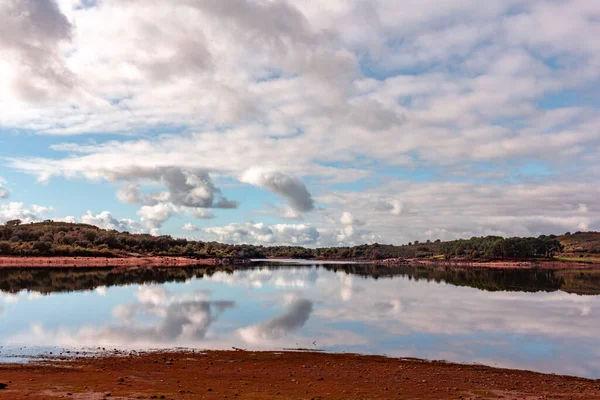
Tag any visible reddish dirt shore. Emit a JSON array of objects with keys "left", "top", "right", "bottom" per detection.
[
  {"left": 381, "top": 258, "right": 600, "bottom": 270},
  {"left": 1, "top": 351, "right": 599, "bottom": 399},
  {"left": 0, "top": 256, "right": 221, "bottom": 268}
]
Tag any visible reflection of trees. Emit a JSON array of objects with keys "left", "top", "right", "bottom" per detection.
[
  {"left": 1, "top": 263, "right": 600, "bottom": 296},
  {"left": 0, "top": 266, "right": 233, "bottom": 294},
  {"left": 320, "top": 264, "right": 600, "bottom": 295}
]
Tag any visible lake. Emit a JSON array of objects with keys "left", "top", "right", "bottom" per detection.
[{"left": 1, "top": 261, "right": 600, "bottom": 378}]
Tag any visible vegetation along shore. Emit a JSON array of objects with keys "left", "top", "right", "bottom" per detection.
[{"left": 1, "top": 221, "right": 600, "bottom": 268}]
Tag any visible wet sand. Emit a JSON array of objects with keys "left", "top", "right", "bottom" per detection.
[{"left": 1, "top": 350, "right": 599, "bottom": 399}]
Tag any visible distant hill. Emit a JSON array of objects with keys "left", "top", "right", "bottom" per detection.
[
  {"left": 557, "top": 232, "right": 600, "bottom": 254},
  {"left": 0, "top": 221, "right": 265, "bottom": 259},
  {"left": 1, "top": 220, "right": 599, "bottom": 261}
]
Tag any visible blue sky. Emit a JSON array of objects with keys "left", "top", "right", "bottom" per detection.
[{"left": 1, "top": 0, "right": 599, "bottom": 246}]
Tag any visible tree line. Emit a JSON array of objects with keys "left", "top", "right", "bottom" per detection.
[
  {"left": 0, "top": 222, "right": 265, "bottom": 258},
  {"left": 0, "top": 221, "right": 581, "bottom": 261},
  {"left": 438, "top": 235, "right": 564, "bottom": 259}
]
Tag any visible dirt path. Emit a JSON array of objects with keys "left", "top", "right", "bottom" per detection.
[{"left": 1, "top": 351, "right": 599, "bottom": 399}]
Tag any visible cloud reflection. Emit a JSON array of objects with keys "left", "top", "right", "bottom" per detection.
[
  {"left": 2, "top": 266, "right": 600, "bottom": 378},
  {"left": 238, "top": 299, "right": 313, "bottom": 344}
]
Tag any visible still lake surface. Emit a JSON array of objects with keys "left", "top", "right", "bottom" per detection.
[{"left": 1, "top": 260, "right": 600, "bottom": 378}]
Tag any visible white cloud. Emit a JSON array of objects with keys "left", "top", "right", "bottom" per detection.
[
  {"left": 187, "top": 208, "right": 215, "bottom": 220},
  {"left": 137, "top": 203, "right": 174, "bottom": 233},
  {"left": 53, "top": 286, "right": 234, "bottom": 346},
  {"left": 1, "top": 0, "right": 599, "bottom": 244},
  {"left": 340, "top": 211, "right": 362, "bottom": 226},
  {"left": 0, "top": 0, "right": 74, "bottom": 103},
  {"left": 80, "top": 210, "right": 143, "bottom": 233},
  {"left": 182, "top": 222, "right": 199, "bottom": 232},
  {"left": 238, "top": 298, "right": 313, "bottom": 344},
  {"left": 116, "top": 182, "right": 144, "bottom": 205},
  {"left": 317, "top": 180, "right": 600, "bottom": 243},
  {"left": 31, "top": 204, "right": 55, "bottom": 215},
  {"left": 204, "top": 222, "right": 320, "bottom": 246},
  {"left": 374, "top": 199, "right": 403, "bottom": 216},
  {"left": 241, "top": 168, "right": 314, "bottom": 213},
  {"left": 0, "top": 202, "right": 54, "bottom": 224}
]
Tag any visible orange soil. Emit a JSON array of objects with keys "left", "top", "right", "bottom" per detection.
[
  {"left": 0, "top": 256, "right": 219, "bottom": 268},
  {"left": 1, "top": 350, "right": 599, "bottom": 399},
  {"left": 384, "top": 258, "right": 600, "bottom": 270}
]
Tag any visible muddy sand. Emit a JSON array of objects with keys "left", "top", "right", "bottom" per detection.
[{"left": 1, "top": 350, "right": 599, "bottom": 399}]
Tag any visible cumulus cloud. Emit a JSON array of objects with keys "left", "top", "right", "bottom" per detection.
[
  {"left": 1, "top": 0, "right": 600, "bottom": 244},
  {"left": 70, "top": 286, "right": 234, "bottom": 345},
  {"left": 374, "top": 199, "right": 403, "bottom": 216},
  {"left": 110, "top": 167, "right": 238, "bottom": 210},
  {"left": 182, "top": 222, "right": 199, "bottom": 232},
  {"left": 238, "top": 298, "right": 313, "bottom": 344},
  {"left": 241, "top": 168, "right": 314, "bottom": 213},
  {"left": 116, "top": 182, "right": 144, "bottom": 205},
  {"left": 0, "top": 0, "right": 75, "bottom": 102},
  {"left": 158, "top": 168, "right": 235, "bottom": 209},
  {"left": 86, "top": 167, "right": 236, "bottom": 230},
  {"left": 187, "top": 208, "right": 215, "bottom": 219},
  {"left": 318, "top": 180, "right": 600, "bottom": 244},
  {"left": 137, "top": 203, "right": 174, "bottom": 233},
  {"left": 0, "top": 202, "right": 54, "bottom": 224},
  {"left": 81, "top": 210, "right": 143, "bottom": 233},
  {"left": 340, "top": 211, "right": 363, "bottom": 226},
  {"left": 204, "top": 222, "right": 320, "bottom": 245}
]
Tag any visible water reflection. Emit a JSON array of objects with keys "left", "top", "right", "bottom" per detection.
[
  {"left": 1, "top": 263, "right": 600, "bottom": 378},
  {"left": 2, "top": 263, "right": 600, "bottom": 295}
]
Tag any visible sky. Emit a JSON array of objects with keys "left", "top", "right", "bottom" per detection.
[{"left": 0, "top": 0, "right": 599, "bottom": 246}]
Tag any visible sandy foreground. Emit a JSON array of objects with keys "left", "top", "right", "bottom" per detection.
[{"left": 0, "top": 351, "right": 599, "bottom": 399}]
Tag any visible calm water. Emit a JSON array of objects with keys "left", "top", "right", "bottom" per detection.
[{"left": 1, "top": 261, "right": 600, "bottom": 378}]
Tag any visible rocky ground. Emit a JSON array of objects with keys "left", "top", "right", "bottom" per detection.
[{"left": 1, "top": 350, "right": 599, "bottom": 399}]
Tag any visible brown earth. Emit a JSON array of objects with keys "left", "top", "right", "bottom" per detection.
[
  {"left": 382, "top": 258, "right": 600, "bottom": 270},
  {"left": 2, "top": 255, "right": 599, "bottom": 270},
  {"left": 0, "top": 256, "right": 223, "bottom": 268},
  {"left": 1, "top": 350, "right": 599, "bottom": 399}
]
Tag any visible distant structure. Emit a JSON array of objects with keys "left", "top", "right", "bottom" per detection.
[
  {"left": 6, "top": 219, "right": 22, "bottom": 227},
  {"left": 44, "top": 219, "right": 54, "bottom": 223}
]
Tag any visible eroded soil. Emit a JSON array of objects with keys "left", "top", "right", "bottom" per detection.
[
  {"left": 0, "top": 256, "right": 221, "bottom": 268},
  {"left": 1, "top": 350, "right": 599, "bottom": 399}
]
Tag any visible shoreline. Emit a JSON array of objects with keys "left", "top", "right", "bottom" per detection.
[
  {"left": 0, "top": 350, "right": 598, "bottom": 399},
  {"left": 1, "top": 255, "right": 599, "bottom": 270},
  {"left": 0, "top": 256, "right": 248, "bottom": 268},
  {"left": 265, "top": 256, "right": 600, "bottom": 270},
  {"left": 382, "top": 257, "right": 600, "bottom": 270}
]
